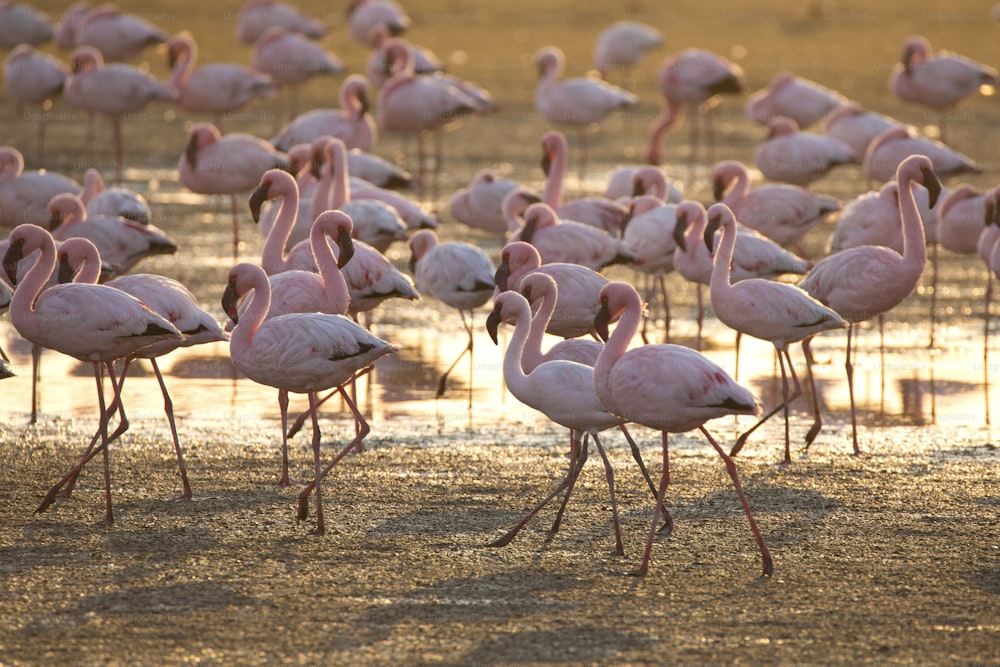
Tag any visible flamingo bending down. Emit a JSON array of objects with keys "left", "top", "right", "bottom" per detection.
[
  {"left": 223, "top": 262, "right": 398, "bottom": 534},
  {"left": 593, "top": 281, "right": 771, "bottom": 577},
  {"left": 63, "top": 46, "right": 175, "bottom": 183},
  {"left": 540, "top": 130, "right": 629, "bottom": 233},
  {"left": 0, "top": 146, "right": 80, "bottom": 228},
  {"left": 746, "top": 72, "right": 848, "bottom": 128},
  {"left": 753, "top": 116, "right": 855, "bottom": 187},
  {"left": 79, "top": 168, "right": 151, "bottom": 224},
  {"left": 4, "top": 224, "right": 183, "bottom": 525},
  {"left": 705, "top": 203, "right": 847, "bottom": 465},
  {"left": 646, "top": 48, "right": 744, "bottom": 168},
  {"left": 408, "top": 229, "right": 495, "bottom": 400},
  {"left": 799, "top": 155, "right": 942, "bottom": 453},
  {"left": 3, "top": 44, "right": 69, "bottom": 163},
  {"left": 270, "top": 75, "right": 377, "bottom": 152}
]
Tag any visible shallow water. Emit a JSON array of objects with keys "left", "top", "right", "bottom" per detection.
[{"left": 2, "top": 0, "right": 999, "bottom": 453}]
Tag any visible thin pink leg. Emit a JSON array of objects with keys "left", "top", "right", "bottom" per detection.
[
  {"left": 631, "top": 431, "right": 670, "bottom": 577},
  {"left": 150, "top": 359, "right": 192, "bottom": 501},
  {"left": 591, "top": 433, "right": 624, "bottom": 556}
]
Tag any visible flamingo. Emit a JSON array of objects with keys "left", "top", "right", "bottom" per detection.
[
  {"left": 485, "top": 289, "right": 630, "bottom": 554},
  {"left": 366, "top": 26, "right": 443, "bottom": 89},
  {"left": 53, "top": 1, "right": 90, "bottom": 50},
  {"left": 621, "top": 195, "right": 678, "bottom": 343},
  {"left": 978, "top": 189, "right": 1000, "bottom": 427},
  {"left": 0, "top": 146, "right": 80, "bottom": 228},
  {"left": 178, "top": 122, "right": 291, "bottom": 256},
  {"left": 672, "top": 199, "right": 811, "bottom": 353},
  {"left": 376, "top": 37, "right": 494, "bottom": 199},
  {"left": 711, "top": 159, "right": 840, "bottom": 256},
  {"left": 69, "top": 3, "right": 168, "bottom": 61},
  {"left": 826, "top": 180, "right": 936, "bottom": 254},
  {"left": 234, "top": 0, "right": 327, "bottom": 45},
  {"left": 509, "top": 202, "right": 636, "bottom": 272},
  {"left": 53, "top": 237, "right": 228, "bottom": 502},
  {"left": 539, "top": 130, "right": 629, "bottom": 233},
  {"left": 449, "top": 169, "right": 525, "bottom": 237},
  {"left": 533, "top": 45, "right": 638, "bottom": 175},
  {"left": 494, "top": 240, "right": 610, "bottom": 340},
  {"left": 166, "top": 32, "right": 276, "bottom": 128},
  {"left": 889, "top": 35, "right": 1000, "bottom": 143},
  {"left": 821, "top": 101, "right": 898, "bottom": 162},
  {"left": 704, "top": 203, "right": 847, "bottom": 465},
  {"left": 603, "top": 164, "right": 684, "bottom": 203},
  {"left": 346, "top": 0, "right": 410, "bottom": 44},
  {"left": 223, "top": 261, "right": 398, "bottom": 534},
  {"left": 592, "top": 281, "right": 771, "bottom": 577},
  {"left": 746, "top": 72, "right": 847, "bottom": 128},
  {"left": 862, "top": 124, "right": 979, "bottom": 185},
  {"left": 938, "top": 184, "right": 991, "bottom": 255},
  {"left": 3, "top": 44, "right": 68, "bottom": 163},
  {"left": 270, "top": 75, "right": 377, "bottom": 152},
  {"left": 0, "top": 1, "right": 54, "bottom": 49},
  {"left": 799, "top": 154, "right": 942, "bottom": 454},
  {"left": 63, "top": 45, "right": 175, "bottom": 184},
  {"left": 0, "top": 277, "right": 12, "bottom": 379},
  {"left": 646, "top": 48, "right": 744, "bottom": 169},
  {"left": 593, "top": 21, "right": 663, "bottom": 80},
  {"left": 249, "top": 25, "right": 344, "bottom": 122},
  {"left": 4, "top": 223, "right": 182, "bottom": 525},
  {"left": 345, "top": 148, "right": 412, "bottom": 189},
  {"left": 47, "top": 192, "right": 177, "bottom": 274},
  {"left": 408, "top": 229, "right": 495, "bottom": 400},
  {"left": 78, "top": 167, "right": 151, "bottom": 224},
  {"left": 753, "top": 116, "right": 855, "bottom": 187}
]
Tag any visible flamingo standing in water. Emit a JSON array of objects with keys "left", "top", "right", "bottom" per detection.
[
  {"left": 234, "top": 0, "right": 328, "bottom": 45},
  {"left": 889, "top": 35, "right": 1000, "bottom": 144},
  {"left": 4, "top": 224, "right": 182, "bottom": 525},
  {"left": 3, "top": 44, "right": 69, "bottom": 163},
  {"left": 746, "top": 72, "right": 847, "bottom": 128},
  {"left": 449, "top": 170, "right": 526, "bottom": 237},
  {"left": 63, "top": 45, "right": 175, "bottom": 184},
  {"left": 346, "top": 0, "right": 410, "bottom": 44},
  {"left": 510, "top": 202, "right": 636, "bottom": 272},
  {"left": 821, "top": 101, "right": 898, "bottom": 162},
  {"left": 704, "top": 203, "right": 847, "bottom": 465},
  {"left": 68, "top": 4, "right": 168, "bottom": 61},
  {"left": 862, "top": 124, "right": 979, "bottom": 185},
  {"left": 250, "top": 25, "right": 344, "bottom": 122},
  {"left": 0, "top": 146, "right": 80, "bottom": 228},
  {"left": 753, "top": 116, "right": 855, "bottom": 187},
  {"left": 977, "top": 189, "right": 1000, "bottom": 429},
  {"left": 0, "top": 1, "right": 54, "bottom": 49},
  {"left": 0, "top": 276, "right": 14, "bottom": 379},
  {"left": 223, "top": 261, "right": 398, "bottom": 534},
  {"left": 799, "top": 155, "right": 942, "bottom": 454},
  {"left": 646, "top": 48, "right": 744, "bottom": 169},
  {"left": 166, "top": 32, "right": 276, "bottom": 129},
  {"left": 620, "top": 195, "right": 677, "bottom": 343},
  {"left": 79, "top": 167, "right": 151, "bottom": 224},
  {"left": 408, "top": 229, "right": 495, "bottom": 401},
  {"left": 592, "top": 281, "right": 771, "bottom": 577},
  {"left": 593, "top": 20, "right": 663, "bottom": 81},
  {"left": 270, "top": 75, "right": 377, "bottom": 152},
  {"left": 533, "top": 45, "right": 638, "bottom": 177}
]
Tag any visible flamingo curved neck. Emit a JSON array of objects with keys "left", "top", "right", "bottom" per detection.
[
  {"left": 11, "top": 235, "right": 56, "bottom": 320},
  {"left": 232, "top": 270, "right": 270, "bottom": 353},
  {"left": 709, "top": 219, "right": 737, "bottom": 292},
  {"left": 261, "top": 183, "right": 299, "bottom": 274},
  {"left": 311, "top": 223, "right": 349, "bottom": 313},
  {"left": 542, "top": 141, "right": 567, "bottom": 208},
  {"left": 501, "top": 304, "right": 533, "bottom": 396},
  {"left": 899, "top": 171, "right": 927, "bottom": 269},
  {"left": 521, "top": 292, "right": 555, "bottom": 373},
  {"left": 593, "top": 292, "right": 640, "bottom": 393}
]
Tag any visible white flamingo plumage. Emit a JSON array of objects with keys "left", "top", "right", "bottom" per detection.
[{"left": 592, "top": 281, "right": 771, "bottom": 577}]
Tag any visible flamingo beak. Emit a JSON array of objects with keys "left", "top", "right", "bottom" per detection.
[
  {"left": 922, "top": 167, "right": 943, "bottom": 209},
  {"left": 248, "top": 181, "right": 271, "bottom": 223},
  {"left": 183, "top": 132, "right": 200, "bottom": 170},
  {"left": 540, "top": 152, "right": 552, "bottom": 177},
  {"left": 310, "top": 147, "right": 324, "bottom": 179},
  {"left": 336, "top": 228, "right": 355, "bottom": 269},
  {"left": 221, "top": 279, "right": 241, "bottom": 324},
  {"left": 673, "top": 212, "right": 689, "bottom": 252},
  {"left": 712, "top": 177, "right": 726, "bottom": 201},
  {"left": 3, "top": 239, "right": 24, "bottom": 285},
  {"left": 704, "top": 215, "right": 722, "bottom": 254},
  {"left": 594, "top": 300, "right": 611, "bottom": 342},
  {"left": 57, "top": 252, "right": 76, "bottom": 284},
  {"left": 493, "top": 259, "right": 510, "bottom": 291},
  {"left": 520, "top": 217, "right": 538, "bottom": 244},
  {"left": 357, "top": 90, "right": 370, "bottom": 117},
  {"left": 485, "top": 303, "right": 503, "bottom": 345}
]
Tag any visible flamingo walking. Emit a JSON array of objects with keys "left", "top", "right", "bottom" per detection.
[
  {"left": 3, "top": 44, "right": 68, "bottom": 163},
  {"left": 4, "top": 224, "right": 182, "bottom": 525},
  {"left": 799, "top": 155, "right": 942, "bottom": 453},
  {"left": 705, "top": 203, "right": 847, "bottom": 464},
  {"left": 223, "top": 262, "right": 398, "bottom": 534},
  {"left": 592, "top": 281, "right": 771, "bottom": 577}
]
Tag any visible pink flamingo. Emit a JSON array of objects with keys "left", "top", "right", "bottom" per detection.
[
  {"left": 0, "top": 278, "right": 12, "bottom": 379},
  {"left": 862, "top": 124, "right": 979, "bottom": 185},
  {"left": 938, "top": 184, "right": 991, "bottom": 255},
  {"left": 408, "top": 229, "right": 495, "bottom": 400},
  {"left": 4, "top": 223, "right": 182, "bottom": 525},
  {"left": 52, "top": 237, "right": 228, "bottom": 502},
  {"left": 593, "top": 20, "right": 662, "bottom": 79},
  {"left": 69, "top": 3, "right": 168, "bottom": 61},
  {"left": 799, "top": 155, "right": 942, "bottom": 454},
  {"left": 592, "top": 281, "right": 771, "bottom": 577},
  {"left": 978, "top": 189, "right": 1000, "bottom": 427},
  {"left": 166, "top": 32, "right": 276, "bottom": 128},
  {"left": 79, "top": 167, "right": 151, "bottom": 224},
  {"left": 533, "top": 45, "right": 637, "bottom": 174},
  {"left": 620, "top": 194, "right": 677, "bottom": 343},
  {"left": 711, "top": 159, "right": 840, "bottom": 256},
  {"left": 540, "top": 130, "right": 629, "bottom": 233},
  {"left": 346, "top": 0, "right": 410, "bottom": 44},
  {"left": 345, "top": 148, "right": 412, "bottom": 189},
  {"left": 366, "top": 26, "right": 443, "bottom": 89},
  {"left": 889, "top": 35, "right": 1000, "bottom": 143},
  {"left": 821, "top": 101, "right": 898, "bottom": 162},
  {"left": 646, "top": 48, "right": 744, "bottom": 168},
  {"left": 53, "top": 1, "right": 90, "bottom": 50},
  {"left": 0, "top": 146, "right": 79, "bottom": 228},
  {"left": 270, "top": 75, "right": 377, "bottom": 152},
  {"left": 3, "top": 44, "right": 68, "bottom": 163},
  {"left": 377, "top": 38, "right": 494, "bottom": 199},
  {"left": 603, "top": 165, "right": 684, "bottom": 203},
  {"left": 63, "top": 45, "right": 175, "bottom": 183},
  {"left": 485, "top": 289, "right": 629, "bottom": 554},
  {"left": 249, "top": 25, "right": 344, "bottom": 121},
  {"left": 348, "top": 176, "right": 439, "bottom": 230},
  {"left": 178, "top": 122, "right": 291, "bottom": 255},
  {"left": 494, "top": 240, "right": 610, "bottom": 340},
  {"left": 753, "top": 116, "right": 855, "bottom": 186},
  {"left": 673, "top": 199, "right": 811, "bottom": 353},
  {"left": 746, "top": 72, "right": 847, "bottom": 128},
  {"left": 47, "top": 192, "right": 177, "bottom": 274},
  {"left": 449, "top": 170, "right": 526, "bottom": 237},
  {"left": 234, "top": 0, "right": 327, "bottom": 45},
  {"left": 826, "top": 180, "right": 936, "bottom": 254},
  {"left": 509, "top": 202, "right": 636, "bottom": 272},
  {"left": 223, "top": 261, "right": 398, "bottom": 534},
  {"left": 705, "top": 203, "right": 847, "bottom": 465},
  {"left": 0, "top": 1, "right": 53, "bottom": 49}
]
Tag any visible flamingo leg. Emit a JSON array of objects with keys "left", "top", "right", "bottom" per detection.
[
  {"left": 731, "top": 345, "right": 802, "bottom": 463},
  {"left": 285, "top": 366, "right": 374, "bottom": 439},
  {"left": 802, "top": 337, "right": 824, "bottom": 447},
  {"left": 276, "top": 389, "right": 293, "bottom": 487},
  {"left": 435, "top": 309, "right": 474, "bottom": 399},
  {"left": 695, "top": 283, "right": 704, "bottom": 351},
  {"left": 113, "top": 116, "right": 123, "bottom": 185},
  {"left": 846, "top": 323, "right": 860, "bottom": 454},
  {"left": 230, "top": 194, "right": 240, "bottom": 262},
  {"left": 734, "top": 330, "right": 742, "bottom": 383},
  {"left": 307, "top": 391, "right": 325, "bottom": 536},
  {"left": 929, "top": 241, "right": 939, "bottom": 349},
  {"left": 591, "top": 432, "right": 624, "bottom": 556},
  {"left": 30, "top": 342, "right": 41, "bottom": 424},
  {"left": 150, "top": 358, "right": 192, "bottom": 501},
  {"left": 618, "top": 424, "right": 671, "bottom": 535},
  {"left": 549, "top": 430, "right": 589, "bottom": 534},
  {"left": 630, "top": 431, "right": 670, "bottom": 577},
  {"left": 985, "top": 273, "right": 992, "bottom": 437},
  {"left": 659, "top": 273, "right": 671, "bottom": 344}
]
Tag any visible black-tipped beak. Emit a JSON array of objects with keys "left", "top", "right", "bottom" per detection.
[
  {"left": 310, "top": 147, "right": 324, "bottom": 179},
  {"left": 712, "top": 177, "right": 726, "bottom": 201},
  {"left": 521, "top": 217, "right": 538, "bottom": 244},
  {"left": 183, "top": 132, "right": 199, "bottom": 170},
  {"left": 248, "top": 182, "right": 270, "bottom": 223},
  {"left": 540, "top": 152, "right": 551, "bottom": 177},
  {"left": 221, "top": 279, "right": 240, "bottom": 324},
  {"left": 672, "top": 212, "right": 689, "bottom": 252},
  {"left": 594, "top": 299, "right": 611, "bottom": 342},
  {"left": 985, "top": 198, "right": 996, "bottom": 228},
  {"left": 408, "top": 251, "right": 417, "bottom": 275},
  {"left": 704, "top": 215, "right": 722, "bottom": 254},
  {"left": 57, "top": 252, "right": 75, "bottom": 284},
  {"left": 3, "top": 239, "right": 24, "bottom": 285},
  {"left": 922, "top": 167, "right": 943, "bottom": 209},
  {"left": 493, "top": 259, "right": 510, "bottom": 291},
  {"left": 358, "top": 91, "right": 370, "bottom": 117},
  {"left": 336, "top": 228, "right": 355, "bottom": 268},
  {"left": 485, "top": 303, "right": 503, "bottom": 345}
]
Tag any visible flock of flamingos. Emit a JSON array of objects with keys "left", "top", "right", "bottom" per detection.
[{"left": 1, "top": 0, "right": 999, "bottom": 577}]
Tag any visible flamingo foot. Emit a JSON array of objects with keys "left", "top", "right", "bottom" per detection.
[{"left": 803, "top": 421, "right": 822, "bottom": 447}]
